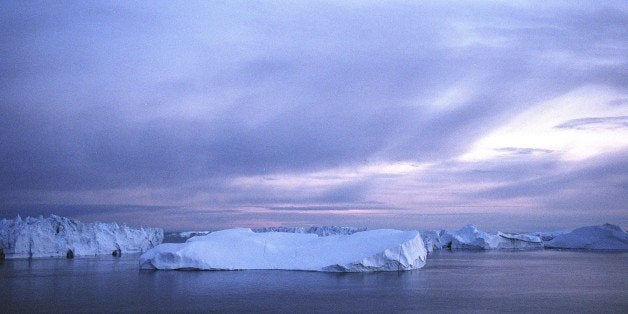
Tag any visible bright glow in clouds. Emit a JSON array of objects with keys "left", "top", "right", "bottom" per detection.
[
  {"left": 231, "top": 162, "right": 429, "bottom": 191},
  {"left": 461, "top": 86, "right": 628, "bottom": 162}
]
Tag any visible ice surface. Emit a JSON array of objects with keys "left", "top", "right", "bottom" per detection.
[
  {"left": 545, "top": 224, "right": 628, "bottom": 250},
  {"left": 422, "top": 225, "right": 543, "bottom": 252},
  {"left": 525, "top": 230, "right": 567, "bottom": 242},
  {"left": 0, "top": 215, "right": 163, "bottom": 259},
  {"left": 421, "top": 230, "right": 453, "bottom": 253},
  {"left": 177, "top": 226, "right": 367, "bottom": 239},
  {"left": 178, "top": 231, "right": 212, "bottom": 238},
  {"left": 253, "top": 226, "right": 367, "bottom": 236},
  {"left": 140, "top": 228, "right": 426, "bottom": 272}
]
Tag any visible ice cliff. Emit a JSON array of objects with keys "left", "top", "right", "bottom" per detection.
[
  {"left": 0, "top": 215, "right": 163, "bottom": 259},
  {"left": 422, "top": 225, "right": 543, "bottom": 252},
  {"left": 545, "top": 224, "right": 628, "bottom": 250},
  {"left": 140, "top": 228, "right": 426, "bottom": 272}
]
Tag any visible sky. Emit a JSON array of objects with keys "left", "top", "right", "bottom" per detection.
[{"left": 1, "top": 1, "right": 626, "bottom": 232}]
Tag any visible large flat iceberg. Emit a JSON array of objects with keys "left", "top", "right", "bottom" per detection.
[
  {"left": 0, "top": 215, "right": 163, "bottom": 259},
  {"left": 140, "top": 228, "right": 427, "bottom": 272},
  {"left": 545, "top": 224, "right": 628, "bottom": 250}
]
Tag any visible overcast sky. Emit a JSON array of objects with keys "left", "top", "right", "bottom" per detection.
[{"left": 1, "top": 1, "right": 626, "bottom": 231}]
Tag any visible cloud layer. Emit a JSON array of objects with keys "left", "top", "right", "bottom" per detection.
[{"left": 1, "top": 1, "right": 626, "bottom": 231}]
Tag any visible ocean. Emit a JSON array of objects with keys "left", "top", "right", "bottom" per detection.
[{"left": 1, "top": 250, "right": 626, "bottom": 312}]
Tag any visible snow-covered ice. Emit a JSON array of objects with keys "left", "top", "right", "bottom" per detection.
[
  {"left": 545, "top": 224, "right": 628, "bottom": 250},
  {"left": 0, "top": 215, "right": 163, "bottom": 259},
  {"left": 253, "top": 226, "right": 367, "bottom": 236},
  {"left": 178, "top": 231, "right": 212, "bottom": 238},
  {"left": 176, "top": 226, "right": 367, "bottom": 239},
  {"left": 420, "top": 230, "right": 453, "bottom": 253},
  {"left": 494, "top": 232, "right": 544, "bottom": 250},
  {"left": 422, "top": 225, "right": 543, "bottom": 252},
  {"left": 140, "top": 228, "right": 427, "bottom": 272},
  {"left": 525, "top": 230, "right": 567, "bottom": 242}
]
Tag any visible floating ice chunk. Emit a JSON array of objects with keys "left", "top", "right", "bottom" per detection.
[
  {"left": 545, "top": 224, "right": 628, "bottom": 250},
  {"left": 495, "top": 232, "right": 543, "bottom": 249},
  {"left": 178, "top": 231, "right": 212, "bottom": 238},
  {"left": 140, "top": 228, "right": 427, "bottom": 272},
  {"left": 525, "top": 230, "right": 568, "bottom": 242},
  {"left": 422, "top": 225, "right": 543, "bottom": 251},
  {"left": 0, "top": 215, "right": 163, "bottom": 259},
  {"left": 421, "top": 230, "right": 454, "bottom": 253},
  {"left": 450, "top": 225, "right": 502, "bottom": 250}
]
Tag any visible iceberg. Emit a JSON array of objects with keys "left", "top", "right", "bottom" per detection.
[
  {"left": 525, "top": 230, "right": 567, "bottom": 242},
  {"left": 0, "top": 215, "right": 163, "bottom": 259},
  {"left": 421, "top": 230, "right": 453, "bottom": 253},
  {"left": 494, "top": 232, "right": 544, "bottom": 250},
  {"left": 253, "top": 226, "right": 367, "bottom": 236},
  {"left": 178, "top": 231, "right": 212, "bottom": 238},
  {"left": 545, "top": 224, "right": 628, "bottom": 250},
  {"left": 175, "top": 226, "right": 367, "bottom": 240},
  {"left": 422, "top": 225, "right": 543, "bottom": 251},
  {"left": 140, "top": 228, "right": 427, "bottom": 272}
]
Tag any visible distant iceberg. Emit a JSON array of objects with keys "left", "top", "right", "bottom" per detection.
[
  {"left": 253, "top": 226, "right": 367, "bottom": 236},
  {"left": 545, "top": 224, "right": 628, "bottom": 250},
  {"left": 174, "top": 226, "right": 368, "bottom": 239},
  {"left": 525, "top": 230, "right": 567, "bottom": 242},
  {"left": 0, "top": 215, "right": 163, "bottom": 259},
  {"left": 177, "top": 230, "right": 212, "bottom": 238},
  {"left": 140, "top": 228, "right": 426, "bottom": 272},
  {"left": 422, "top": 225, "right": 543, "bottom": 252}
]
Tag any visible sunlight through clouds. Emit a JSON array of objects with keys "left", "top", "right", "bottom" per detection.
[{"left": 460, "top": 86, "right": 628, "bottom": 162}]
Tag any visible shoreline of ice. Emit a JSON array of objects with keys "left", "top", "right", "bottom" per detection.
[
  {"left": 421, "top": 224, "right": 627, "bottom": 252},
  {"left": 0, "top": 215, "right": 163, "bottom": 259},
  {"left": 246, "top": 223, "right": 627, "bottom": 252},
  {"left": 2, "top": 214, "right": 626, "bottom": 267}
]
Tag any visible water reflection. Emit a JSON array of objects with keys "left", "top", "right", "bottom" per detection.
[{"left": 1, "top": 251, "right": 626, "bottom": 312}]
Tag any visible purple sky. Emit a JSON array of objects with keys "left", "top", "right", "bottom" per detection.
[{"left": 1, "top": 1, "right": 626, "bottom": 232}]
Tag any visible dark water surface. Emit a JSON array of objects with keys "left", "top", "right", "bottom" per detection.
[{"left": 1, "top": 250, "right": 626, "bottom": 313}]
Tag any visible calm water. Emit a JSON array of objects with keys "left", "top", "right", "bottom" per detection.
[{"left": 1, "top": 250, "right": 626, "bottom": 313}]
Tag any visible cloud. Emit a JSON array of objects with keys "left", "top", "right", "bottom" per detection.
[
  {"left": 265, "top": 203, "right": 390, "bottom": 212},
  {"left": 460, "top": 86, "right": 628, "bottom": 161},
  {"left": 494, "top": 147, "right": 555, "bottom": 155},
  {"left": 554, "top": 116, "right": 628, "bottom": 130},
  {"left": 0, "top": 1, "right": 627, "bottom": 229},
  {"left": 472, "top": 150, "right": 628, "bottom": 209}
]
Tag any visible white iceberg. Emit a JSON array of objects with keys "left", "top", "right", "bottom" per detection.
[
  {"left": 0, "top": 215, "right": 163, "bottom": 259},
  {"left": 421, "top": 230, "right": 453, "bottom": 253},
  {"left": 422, "top": 225, "right": 543, "bottom": 251},
  {"left": 545, "top": 224, "right": 628, "bottom": 250},
  {"left": 494, "top": 231, "right": 544, "bottom": 250},
  {"left": 525, "top": 230, "right": 567, "bottom": 242},
  {"left": 140, "top": 228, "right": 427, "bottom": 272},
  {"left": 177, "top": 231, "right": 212, "bottom": 238}
]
